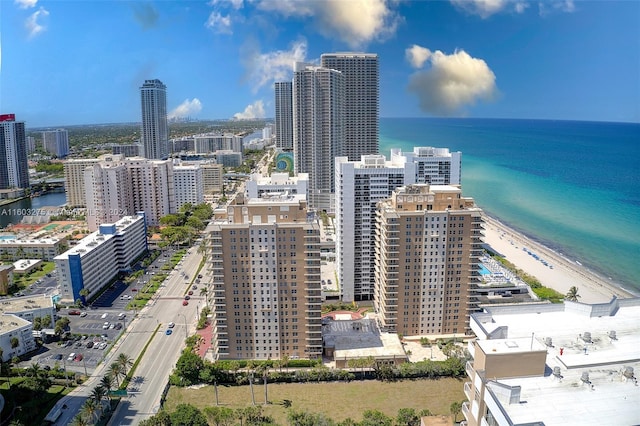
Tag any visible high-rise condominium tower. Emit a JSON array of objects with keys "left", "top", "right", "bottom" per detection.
[
  {"left": 321, "top": 53, "right": 379, "bottom": 160},
  {"left": 41, "top": 129, "right": 70, "bottom": 158},
  {"left": 293, "top": 62, "right": 344, "bottom": 212},
  {"left": 140, "top": 79, "right": 169, "bottom": 160},
  {"left": 374, "top": 184, "right": 483, "bottom": 336},
  {"left": 335, "top": 147, "right": 463, "bottom": 302},
  {"left": 274, "top": 82, "right": 294, "bottom": 151},
  {"left": 0, "top": 114, "right": 29, "bottom": 190},
  {"left": 207, "top": 193, "right": 323, "bottom": 360}
]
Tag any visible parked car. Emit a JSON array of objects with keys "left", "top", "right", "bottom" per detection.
[
  {"left": 182, "top": 300, "right": 189, "bottom": 306},
  {"left": 168, "top": 322, "right": 175, "bottom": 328},
  {"left": 53, "top": 353, "right": 63, "bottom": 360},
  {"left": 188, "top": 291, "right": 193, "bottom": 296},
  {"left": 103, "top": 322, "right": 110, "bottom": 329},
  {"left": 115, "top": 323, "right": 122, "bottom": 330},
  {"left": 67, "top": 353, "right": 76, "bottom": 361},
  {"left": 165, "top": 329, "right": 172, "bottom": 335},
  {"left": 86, "top": 341, "right": 94, "bottom": 349},
  {"left": 101, "top": 313, "right": 108, "bottom": 319},
  {"left": 74, "top": 353, "right": 83, "bottom": 362},
  {"left": 69, "top": 310, "right": 81, "bottom": 315},
  {"left": 184, "top": 295, "right": 190, "bottom": 300},
  {"left": 80, "top": 312, "right": 87, "bottom": 317}
]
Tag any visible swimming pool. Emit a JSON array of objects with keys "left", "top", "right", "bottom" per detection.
[
  {"left": 0, "top": 235, "right": 16, "bottom": 241},
  {"left": 479, "top": 264, "right": 491, "bottom": 275}
]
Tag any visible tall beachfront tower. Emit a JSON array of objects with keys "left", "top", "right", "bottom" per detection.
[
  {"left": 321, "top": 53, "right": 379, "bottom": 161},
  {"left": 207, "top": 193, "right": 323, "bottom": 360},
  {"left": 374, "top": 184, "right": 483, "bottom": 336},
  {"left": 274, "top": 81, "right": 294, "bottom": 151},
  {"left": 140, "top": 79, "right": 169, "bottom": 160},
  {"left": 293, "top": 62, "right": 344, "bottom": 212},
  {"left": 0, "top": 114, "right": 29, "bottom": 190},
  {"left": 335, "top": 147, "right": 463, "bottom": 302}
]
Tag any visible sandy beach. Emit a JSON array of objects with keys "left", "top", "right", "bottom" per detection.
[{"left": 482, "top": 214, "right": 637, "bottom": 304}]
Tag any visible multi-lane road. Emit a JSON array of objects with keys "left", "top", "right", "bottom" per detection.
[{"left": 51, "top": 246, "right": 206, "bottom": 425}]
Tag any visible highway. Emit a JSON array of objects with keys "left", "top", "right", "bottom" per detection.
[{"left": 51, "top": 246, "right": 204, "bottom": 425}]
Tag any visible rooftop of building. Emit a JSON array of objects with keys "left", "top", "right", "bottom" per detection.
[
  {"left": 323, "top": 318, "right": 407, "bottom": 361},
  {"left": 473, "top": 298, "right": 640, "bottom": 425},
  {"left": 0, "top": 294, "right": 54, "bottom": 314},
  {"left": 0, "top": 313, "right": 31, "bottom": 333},
  {"left": 12, "top": 259, "right": 42, "bottom": 272}
]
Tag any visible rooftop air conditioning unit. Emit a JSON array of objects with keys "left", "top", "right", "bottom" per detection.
[
  {"left": 582, "top": 332, "right": 592, "bottom": 343},
  {"left": 581, "top": 372, "right": 590, "bottom": 384},
  {"left": 544, "top": 337, "right": 553, "bottom": 347},
  {"left": 608, "top": 330, "right": 617, "bottom": 340},
  {"left": 553, "top": 366, "right": 562, "bottom": 378}
]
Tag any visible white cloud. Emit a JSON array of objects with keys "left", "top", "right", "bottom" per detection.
[
  {"left": 450, "top": 0, "right": 530, "bottom": 18},
  {"left": 168, "top": 98, "right": 203, "bottom": 119},
  {"left": 405, "top": 45, "right": 432, "bottom": 69},
  {"left": 233, "top": 100, "right": 265, "bottom": 120},
  {"left": 15, "top": 0, "right": 37, "bottom": 9},
  {"left": 205, "top": 11, "right": 233, "bottom": 34},
  {"left": 209, "top": 0, "right": 244, "bottom": 10},
  {"left": 407, "top": 48, "right": 498, "bottom": 116},
  {"left": 243, "top": 39, "right": 307, "bottom": 93},
  {"left": 255, "top": 0, "right": 401, "bottom": 48},
  {"left": 539, "top": 0, "right": 576, "bottom": 16},
  {"left": 25, "top": 7, "right": 49, "bottom": 39}
]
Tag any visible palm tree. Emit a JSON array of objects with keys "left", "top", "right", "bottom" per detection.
[
  {"left": 108, "top": 362, "right": 125, "bottom": 388},
  {"left": 255, "top": 363, "right": 269, "bottom": 405},
  {"left": 10, "top": 337, "right": 19, "bottom": 349},
  {"left": 80, "top": 398, "right": 100, "bottom": 423},
  {"left": 246, "top": 360, "right": 256, "bottom": 406},
  {"left": 100, "top": 374, "right": 115, "bottom": 393},
  {"left": 450, "top": 401, "right": 462, "bottom": 423},
  {"left": 91, "top": 385, "right": 108, "bottom": 412},
  {"left": 116, "top": 353, "right": 134, "bottom": 377},
  {"left": 565, "top": 286, "right": 581, "bottom": 302},
  {"left": 69, "top": 414, "right": 91, "bottom": 426}
]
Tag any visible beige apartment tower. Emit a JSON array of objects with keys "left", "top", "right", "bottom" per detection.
[
  {"left": 207, "top": 193, "right": 322, "bottom": 360},
  {"left": 374, "top": 184, "right": 483, "bottom": 336}
]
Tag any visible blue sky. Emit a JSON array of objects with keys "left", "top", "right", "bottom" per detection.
[{"left": 2, "top": 0, "right": 639, "bottom": 127}]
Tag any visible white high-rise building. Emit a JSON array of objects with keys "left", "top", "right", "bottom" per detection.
[
  {"left": 173, "top": 165, "right": 204, "bottom": 209},
  {"left": 274, "top": 81, "right": 293, "bottom": 151},
  {"left": 335, "top": 155, "right": 408, "bottom": 302},
  {"left": 293, "top": 62, "right": 344, "bottom": 212},
  {"left": 0, "top": 114, "right": 29, "bottom": 190},
  {"left": 41, "top": 129, "right": 70, "bottom": 158},
  {"left": 140, "top": 79, "right": 169, "bottom": 160},
  {"left": 335, "top": 147, "right": 463, "bottom": 302},
  {"left": 391, "top": 147, "right": 462, "bottom": 185},
  {"left": 83, "top": 156, "right": 175, "bottom": 230},
  {"left": 321, "top": 53, "right": 379, "bottom": 161}
]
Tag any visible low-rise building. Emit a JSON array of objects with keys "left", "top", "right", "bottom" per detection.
[
  {"left": 55, "top": 214, "right": 147, "bottom": 303},
  {"left": 245, "top": 172, "right": 308, "bottom": 200},
  {"left": 0, "top": 295, "right": 55, "bottom": 361},
  {"left": 463, "top": 297, "right": 640, "bottom": 426},
  {"left": 0, "top": 265, "right": 14, "bottom": 295},
  {"left": 0, "top": 236, "right": 67, "bottom": 261}
]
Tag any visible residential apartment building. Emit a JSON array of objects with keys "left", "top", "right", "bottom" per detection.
[
  {"left": 26, "top": 136, "right": 36, "bottom": 154},
  {"left": 55, "top": 214, "right": 147, "bottom": 303},
  {"left": 245, "top": 172, "right": 308, "bottom": 200},
  {"left": 0, "top": 114, "right": 29, "bottom": 190},
  {"left": 293, "top": 62, "right": 344, "bottom": 212},
  {"left": 374, "top": 184, "right": 483, "bottom": 336},
  {"left": 335, "top": 155, "right": 407, "bottom": 302},
  {"left": 206, "top": 193, "right": 322, "bottom": 360},
  {"left": 320, "top": 53, "right": 379, "bottom": 160},
  {"left": 215, "top": 150, "right": 242, "bottom": 168},
  {"left": 41, "top": 129, "right": 70, "bottom": 158},
  {"left": 201, "top": 163, "right": 224, "bottom": 194},
  {"left": 274, "top": 81, "right": 294, "bottom": 151},
  {"left": 140, "top": 79, "right": 169, "bottom": 160},
  {"left": 63, "top": 157, "right": 102, "bottom": 207},
  {"left": 173, "top": 165, "right": 204, "bottom": 209},
  {"left": 83, "top": 156, "right": 175, "bottom": 230},
  {"left": 0, "top": 315, "right": 36, "bottom": 362},
  {"left": 391, "top": 147, "right": 462, "bottom": 185},
  {"left": 464, "top": 298, "right": 640, "bottom": 426},
  {"left": 194, "top": 134, "right": 243, "bottom": 154},
  {"left": 335, "top": 148, "right": 463, "bottom": 302},
  {"left": 0, "top": 236, "right": 67, "bottom": 261},
  {"left": 112, "top": 144, "right": 141, "bottom": 157}
]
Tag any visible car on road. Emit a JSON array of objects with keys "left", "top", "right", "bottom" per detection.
[
  {"left": 192, "top": 285, "right": 197, "bottom": 290},
  {"left": 131, "top": 288, "right": 137, "bottom": 292},
  {"left": 165, "top": 329, "right": 172, "bottom": 335},
  {"left": 188, "top": 291, "right": 194, "bottom": 295},
  {"left": 80, "top": 312, "right": 87, "bottom": 317},
  {"left": 69, "top": 310, "right": 81, "bottom": 315},
  {"left": 168, "top": 322, "right": 175, "bottom": 328},
  {"left": 182, "top": 300, "right": 189, "bottom": 306},
  {"left": 184, "top": 295, "right": 190, "bottom": 300}
]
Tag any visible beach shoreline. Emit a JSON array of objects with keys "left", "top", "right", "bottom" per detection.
[{"left": 481, "top": 214, "right": 637, "bottom": 304}]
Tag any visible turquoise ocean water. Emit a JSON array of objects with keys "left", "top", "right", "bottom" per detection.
[{"left": 379, "top": 118, "right": 640, "bottom": 295}]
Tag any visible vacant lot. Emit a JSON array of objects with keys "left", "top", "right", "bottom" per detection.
[{"left": 165, "top": 378, "right": 465, "bottom": 424}]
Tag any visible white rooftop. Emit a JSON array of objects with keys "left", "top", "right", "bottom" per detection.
[{"left": 474, "top": 298, "right": 640, "bottom": 425}]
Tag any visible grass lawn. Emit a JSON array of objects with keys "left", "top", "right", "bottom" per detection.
[{"left": 165, "top": 378, "right": 465, "bottom": 424}]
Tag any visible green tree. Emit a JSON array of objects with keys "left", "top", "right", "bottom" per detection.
[
  {"left": 287, "top": 410, "right": 335, "bottom": 426},
  {"left": 565, "top": 286, "right": 581, "bottom": 302},
  {"left": 108, "top": 362, "right": 125, "bottom": 388},
  {"left": 91, "top": 385, "right": 108, "bottom": 410},
  {"left": 139, "top": 410, "right": 171, "bottom": 426},
  {"left": 450, "top": 401, "right": 463, "bottom": 423},
  {"left": 100, "top": 374, "right": 115, "bottom": 393},
  {"left": 10, "top": 337, "right": 19, "bottom": 349},
  {"left": 175, "top": 350, "right": 204, "bottom": 385},
  {"left": 396, "top": 408, "right": 420, "bottom": 426},
  {"left": 80, "top": 398, "right": 100, "bottom": 423},
  {"left": 185, "top": 216, "right": 205, "bottom": 231},
  {"left": 116, "top": 353, "right": 134, "bottom": 377},
  {"left": 361, "top": 410, "right": 393, "bottom": 426},
  {"left": 69, "top": 415, "right": 91, "bottom": 426},
  {"left": 32, "top": 317, "right": 43, "bottom": 331},
  {"left": 170, "top": 403, "right": 208, "bottom": 426},
  {"left": 203, "top": 406, "right": 235, "bottom": 426}
]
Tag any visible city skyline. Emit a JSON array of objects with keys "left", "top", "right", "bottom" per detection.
[{"left": 2, "top": 0, "right": 639, "bottom": 127}]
